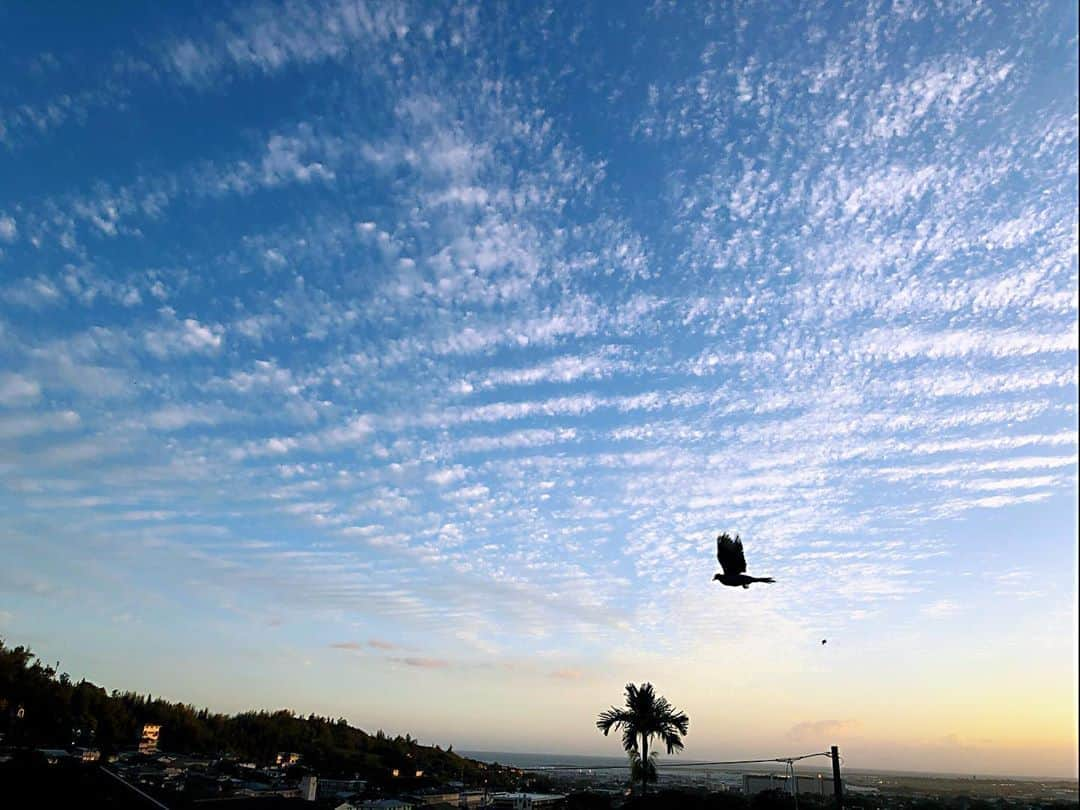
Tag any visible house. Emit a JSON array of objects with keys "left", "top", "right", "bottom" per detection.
[
  {"left": 319, "top": 777, "right": 368, "bottom": 799},
  {"left": 138, "top": 724, "right": 161, "bottom": 754},
  {"left": 37, "top": 749, "right": 71, "bottom": 765}
]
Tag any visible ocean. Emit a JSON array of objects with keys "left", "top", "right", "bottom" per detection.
[
  {"left": 461, "top": 751, "right": 631, "bottom": 770},
  {"left": 460, "top": 751, "right": 1077, "bottom": 785}
]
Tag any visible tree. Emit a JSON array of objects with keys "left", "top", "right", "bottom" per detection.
[{"left": 596, "top": 682, "right": 689, "bottom": 796}]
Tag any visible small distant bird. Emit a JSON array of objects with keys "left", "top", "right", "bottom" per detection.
[
  {"left": 713, "top": 533, "right": 775, "bottom": 588},
  {"left": 821, "top": 639, "right": 827, "bottom": 645}
]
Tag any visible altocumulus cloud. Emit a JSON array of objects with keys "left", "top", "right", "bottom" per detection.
[{"left": 0, "top": 1, "right": 1075, "bottom": 767}]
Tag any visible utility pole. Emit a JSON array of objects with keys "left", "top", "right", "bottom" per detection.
[{"left": 830, "top": 745, "right": 844, "bottom": 809}]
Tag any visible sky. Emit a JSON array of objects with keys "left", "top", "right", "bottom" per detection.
[{"left": 0, "top": 0, "right": 1077, "bottom": 779}]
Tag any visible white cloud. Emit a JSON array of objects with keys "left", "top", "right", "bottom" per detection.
[
  {"left": 453, "top": 428, "right": 578, "bottom": 454},
  {"left": 163, "top": 0, "right": 410, "bottom": 84},
  {"left": 478, "top": 348, "right": 627, "bottom": 388},
  {"left": 144, "top": 310, "right": 224, "bottom": 358},
  {"left": 4, "top": 276, "right": 63, "bottom": 308},
  {"left": 146, "top": 404, "right": 230, "bottom": 431},
  {"left": 0, "top": 373, "right": 42, "bottom": 406},
  {"left": 866, "top": 55, "right": 1013, "bottom": 142},
  {"left": 0, "top": 410, "right": 80, "bottom": 440},
  {"left": 876, "top": 455, "right": 1078, "bottom": 481},
  {"left": 854, "top": 327, "right": 1077, "bottom": 363},
  {"left": 427, "top": 466, "right": 467, "bottom": 487},
  {"left": 261, "top": 131, "right": 336, "bottom": 185},
  {"left": 0, "top": 215, "right": 16, "bottom": 242},
  {"left": 321, "top": 415, "right": 374, "bottom": 445}
]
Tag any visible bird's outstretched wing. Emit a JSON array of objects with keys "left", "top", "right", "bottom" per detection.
[{"left": 716, "top": 533, "right": 747, "bottom": 575}]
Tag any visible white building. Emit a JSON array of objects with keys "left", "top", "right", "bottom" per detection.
[
  {"left": 742, "top": 772, "right": 835, "bottom": 796},
  {"left": 490, "top": 793, "right": 566, "bottom": 809}
]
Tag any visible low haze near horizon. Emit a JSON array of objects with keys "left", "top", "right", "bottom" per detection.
[{"left": 1, "top": 0, "right": 1077, "bottom": 779}]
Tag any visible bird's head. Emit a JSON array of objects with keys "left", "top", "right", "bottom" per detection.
[{"left": 712, "top": 573, "right": 722, "bottom": 581}]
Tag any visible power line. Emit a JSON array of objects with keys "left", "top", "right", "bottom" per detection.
[{"left": 514, "top": 751, "right": 834, "bottom": 771}]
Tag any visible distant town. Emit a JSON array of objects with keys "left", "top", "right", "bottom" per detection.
[{"left": 2, "top": 640, "right": 1077, "bottom": 809}]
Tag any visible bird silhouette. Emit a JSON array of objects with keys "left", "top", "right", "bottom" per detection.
[{"left": 713, "top": 533, "right": 775, "bottom": 588}]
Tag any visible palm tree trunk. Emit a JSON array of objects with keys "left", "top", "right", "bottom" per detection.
[{"left": 640, "top": 733, "right": 648, "bottom": 796}]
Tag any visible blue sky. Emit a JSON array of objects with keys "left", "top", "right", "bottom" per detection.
[{"left": 1, "top": 0, "right": 1077, "bottom": 776}]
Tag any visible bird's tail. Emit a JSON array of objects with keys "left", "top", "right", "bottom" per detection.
[{"left": 751, "top": 576, "right": 776, "bottom": 584}]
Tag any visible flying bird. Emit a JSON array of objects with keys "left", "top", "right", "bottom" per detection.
[
  {"left": 821, "top": 639, "right": 827, "bottom": 645},
  {"left": 713, "top": 533, "right": 775, "bottom": 588}
]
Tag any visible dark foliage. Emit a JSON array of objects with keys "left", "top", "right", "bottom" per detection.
[
  {"left": 0, "top": 638, "right": 511, "bottom": 785},
  {"left": 0, "top": 753, "right": 148, "bottom": 808},
  {"left": 621, "top": 789, "right": 752, "bottom": 809},
  {"left": 565, "top": 792, "right": 619, "bottom": 809}
]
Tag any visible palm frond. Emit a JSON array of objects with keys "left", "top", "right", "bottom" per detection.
[
  {"left": 621, "top": 725, "right": 638, "bottom": 753},
  {"left": 595, "top": 707, "right": 629, "bottom": 735},
  {"left": 659, "top": 729, "right": 686, "bottom": 754}
]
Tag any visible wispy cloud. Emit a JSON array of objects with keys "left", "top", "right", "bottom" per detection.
[
  {"left": 788, "top": 720, "right": 861, "bottom": 743},
  {"left": 392, "top": 656, "right": 450, "bottom": 670}
]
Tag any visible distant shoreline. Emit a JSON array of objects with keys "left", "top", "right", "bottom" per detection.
[{"left": 460, "top": 750, "right": 1079, "bottom": 783}]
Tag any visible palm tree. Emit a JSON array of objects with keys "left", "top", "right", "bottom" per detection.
[{"left": 596, "top": 682, "right": 689, "bottom": 796}]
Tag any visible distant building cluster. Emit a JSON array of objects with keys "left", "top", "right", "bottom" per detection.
[
  {"left": 334, "top": 792, "right": 567, "bottom": 810},
  {"left": 49, "top": 747, "right": 571, "bottom": 809}
]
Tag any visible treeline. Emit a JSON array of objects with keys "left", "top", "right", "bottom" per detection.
[{"left": 0, "top": 639, "right": 508, "bottom": 784}]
